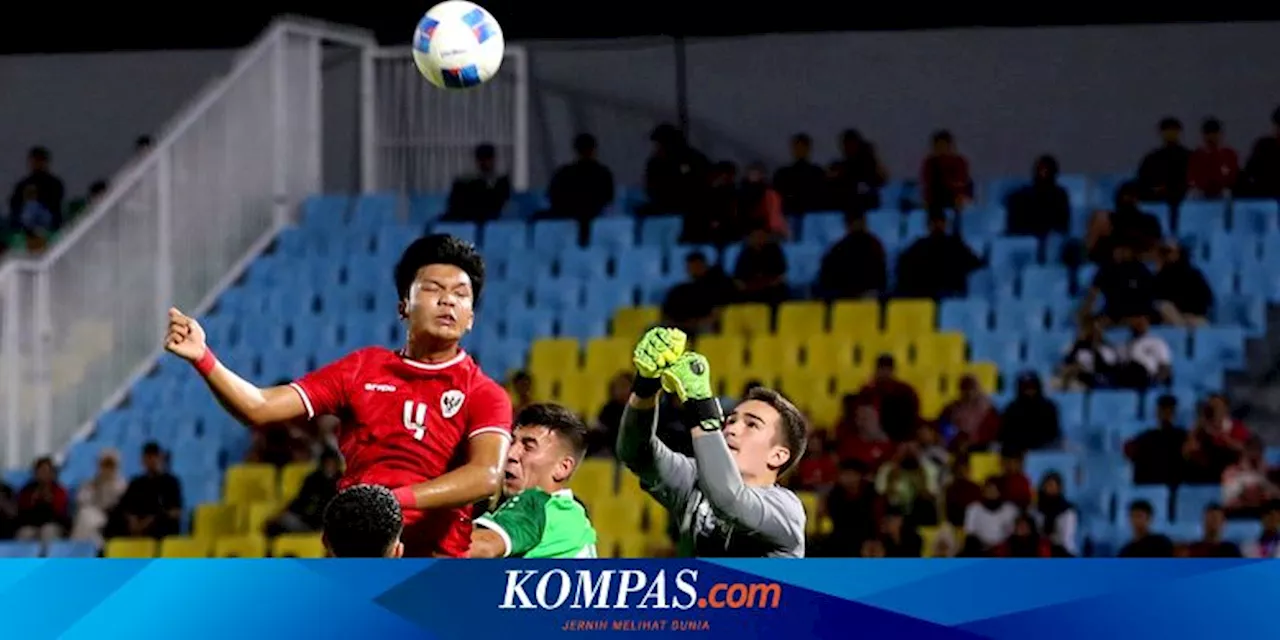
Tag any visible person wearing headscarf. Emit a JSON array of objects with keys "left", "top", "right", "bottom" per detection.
[{"left": 70, "top": 448, "right": 128, "bottom": 546}]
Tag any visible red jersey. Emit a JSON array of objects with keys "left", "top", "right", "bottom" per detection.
[{"left": 290, "top": 347, "right": 512, "bottom": 557}]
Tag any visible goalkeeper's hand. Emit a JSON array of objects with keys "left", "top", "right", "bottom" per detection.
[
  {"left": 660, "top": 352, "right": 724, "bottom": 431},
  {"left": 631, "top": 327, "right": 687, "bottom": 397}
]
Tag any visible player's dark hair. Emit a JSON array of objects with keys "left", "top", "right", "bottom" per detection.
[
  {"left": 515, "top": 403, "right": 588, "bottom": 464},
  {"left": 1129, "top": 499, "right": 1154, "bottom": 516},
  {"left": 743, "top": 387, "right": 808, "bottom": 476},
  {"left": 323, "top": 484, "right": 403, "bottom": 557},
  {"left": 28, "top": 146, "right": 50, "bottom": 162},
  {"left": 394, "top": 234, "right": 486, "bottom": 302}
]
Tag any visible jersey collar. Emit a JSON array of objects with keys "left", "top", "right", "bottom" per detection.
[{"left": 399, "top": 349, "right": 468, "bottom": 371}]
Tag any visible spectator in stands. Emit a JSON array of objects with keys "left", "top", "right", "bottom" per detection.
[
  {"left": 14, "top": 183, "right": 54, "bottom": 251},
  {"left": 1084, "top": 243, "right": 1156, "bottom": 326},
  {"left": 67, "top": 179, "right": 108, "bottom": 220},
  {"left": 683, "top": 161, "right": 739, "bottom": 245},
  {"left": 937, "top": 374, "right": 1000, "bottom": 449},
  {"left": 997, "top": 373, "right": 1061, "bottom": 452},
  {"left": 995, "top": 449, "right": 1034, "bottom": 510},
  {"left": 894, "top": 210, "right": 982, "bottom": 299},
  {"left": 944, "top": 455, "right": 982, "bottom": 527},
  {"left": 824, "top": 459, "right": 881, "bottom": 556},
  {"left": 732, "top": 228, "right": 789, "bottom": 306},
  {"left": 1114, "top": 315, "right": 1172, "bottom": 390},
  {"left": 836, "top": 395, "right": 896, "bottom": 470},
  {"left": 14, "top": 457, "right": 70, "bottom": 544},
  {"left": 1136, "top": 117, "right": 1191, "bottom": 205},
  {"left": 992, "top": 513, "right": 1052, "bottom": 557},
  {"left": 827, "top": 129, "right": 886, "bottom": 215},
  {"left": 963, "top": 478, "right": 1017, "bottom": 554},
  {"left": 1108, "top": 181, "right": 1163, "bottom": 256},
  {"left": 135, "top": 135, "right": 153, "bottom": 154},
  {"left": 793, "top": 431, "right": 839, "bottom": 491},
  {"left": 1032, "top": 471, "right": 1077, "bottom": 556},
  {"left": 1079, "top": 210, "right": 1117, "bottom": 265},
  {"left": 859, "top": 355, "right": 922, "bottom": 442},
  {"left": 878, "top": 508, "right": 923, "bottom": 557},
  {"left": 1117, "top": 499, "right": 1174, "bottom": 557},
  {"left": 642, "top": 123, "right": 710, "bottom": 217},
  {"left": 1242, "top": 499, "right": 1280, "bottom": 558},
  {"left": 1153, "top": 242, "right": 1213, "bottom": 327},
  {"left": 7, "top": 146, "right": 65, "bottom": 233},
  {"left": 1206, "top": 393, "right": 1251, "bottom": 451},
  {"left": 1183, "top": 401, "right": 1243, "bottom": 485},
  {"left": 1188, "top": 503, "right": 1242, "bottom": 557},
  {"left": 110, "top": 442, "right": 182, "bottom": 539},
  {"left": 859, "top": 538, "right": 886, "bottom": 558},
  {"left": 920, "top": 130, "right": 973, "bottom": 214},
  {"left": 1058, "top": 316, "right": 1119, "bottom": 390},
  {"left": 443, "top": 143, "right": 511, "bottom": 222},
  {"left": 546, "top": 133, "right": 615, "bottom": 243},
  {"left": 1187, "top": 117, "right": 1239, "bottom": 199},
  {"left": 1004, "top": 154, "right": 1071, "bottom": 239},
  {"left": 1125, "top": 394, "right": 1189, "bottom": 486},
  {"left": 0, "top": 477, "right": 15, "bottom": 539},
  {"left": 773, "top": 133, "right": 827, "bottom": 215},
  {"left": 1241, "top": 106, "right": 1280, "bottom": 199},
  {"left": 915, "top": 424, "right": 949, "bottom": 480},
  {"left": 737, "top": 162, "right": 788, "bottom": 238},
  {"left": 816, "top": 210, "right": 887, "bottom": 300},
  {"left": 509, "top": 370, "right": 535, "bottom": 415},
  {"left": 590, "top": 372, "right": 632, "bottom": 457},
  {"left": 265, "top": 449, "right": 341, "bottom": 537},
  {"left": 1222, "top": 437, "right": 1279, "bottom": 519},
  {"left": 875, "top": 442, "right": 940, "bottom": 527},
  {"left": 69, "top": 448, "right": 127, "bottom": 547},
  {"left": 661, "top": 250, "right": 734, "bottom": 336}
]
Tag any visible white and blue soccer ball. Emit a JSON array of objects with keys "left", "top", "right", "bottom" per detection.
[{"left": 411, "top": 1, "right": 505, "bottom": 90}]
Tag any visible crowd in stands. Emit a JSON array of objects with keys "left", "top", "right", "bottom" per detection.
[{"left": 7, "top": 102, "right": 1280, "bottom": 559}]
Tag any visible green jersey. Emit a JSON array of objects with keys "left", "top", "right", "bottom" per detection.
[{"left": 475, "top": 488, "right": 598, "bottom": 558}]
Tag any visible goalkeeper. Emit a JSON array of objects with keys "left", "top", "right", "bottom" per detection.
[{"left": 617, "top": 327, "right": 808, "bottom": 557}]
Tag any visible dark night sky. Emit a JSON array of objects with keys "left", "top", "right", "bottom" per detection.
[{"left": 8, "top": 4, "right": 1280, "bottom": 54}]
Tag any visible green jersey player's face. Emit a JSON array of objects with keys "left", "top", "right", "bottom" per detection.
[
  {"left": 503, "top": 425, "right": 573, "bottom": 496},
  {"left": 723, "top": 400, "right": 792, "bottom": 484}
]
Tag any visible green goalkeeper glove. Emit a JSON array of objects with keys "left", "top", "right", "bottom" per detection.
[
  {"left": 631, "top": 327, "right": 687, "bottom": 397},
  {"left": 660, "top": 351, "right": 724, "bottom": 431}
]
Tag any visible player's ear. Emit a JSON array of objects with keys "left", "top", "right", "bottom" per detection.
[
  {"left": 397, "top": 299, "right": 408, "bottom": 320},
  {"left": 554, "top": 455, "right": 575, "bottom": 483},
  {"left": 390, "top": 539, "right": 404, "bottom": 559},
  {"left": 767, "top": 445, "right": 791, "bottom": 472}
]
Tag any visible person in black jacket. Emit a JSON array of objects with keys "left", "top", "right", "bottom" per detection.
[
  {"left": 816, "top": 210, "right": 887, "bottom": 299},
  {"left": 1153, "top": 242, "right": 1214, "bottom": 327},
  {"left": 895, "top": 211, "right": 982, "bottom": 299},
  {"left": 997, "top": 373, "right": 1062, "bottom": 452},
  {"left": 1004, "top": 154, "right": 1070, "bottom": 239}
]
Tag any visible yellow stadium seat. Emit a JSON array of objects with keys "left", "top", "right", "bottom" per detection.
[
  {"left": 747, "top": 334, "right": 803, "bottom": 376},
  {"left": 885, "top": 298, "right": 937, "bottom": 337},
  {"left": 279, "top": 462, "right": 314, "bottom": 504},
  {"left": 214, "top": 534, "right": 268, "bottom": 558},
  {"left": 159, "top": 536, "right": 211, "bottom": 558},
  {"left": 550, "top": 369, "right": 604, "bottom": 417},
  {"left": 778, "top": 371, "right": 837, "bottom": 430},
  {"left": 584, "top": 337, "right": 631, "bottom": 378},
  {"left": 568, "top": 458, "right": 616, "bottom": 506},
  {"left": 969, "top": 451, "right": 1002, "bottom": 483},
  {"left": 805, "top": 392, "right": 841, "bottom": 431},
  {"left": 720, "top": 303, "right": 771, "bottom": 337},
  {"left": 915, "top": 332, "right": 966, "bottom": 370},
  {"left": 776, "top": 301, "right": 826, "bottom": 335},
  {"left": 919, "top": 526, "right": 940, "bottom": 558},
  {"left": 240, "top": 501, "right": 279, "bottom": 535},
  {"left": 192, "top": 503, "right": 239, "bottom": 544},
  {"left": 796, "top": 491, "right": 822, "bottom": 536},
  {"left": 273, "top": 533, "right": 327, "bottom": 558},
  {"left": 616, "top": 531, "right": 649, "bottom": 558},
  {"left": 857, "top": 333, "right": 910, "bottom": 367},
  {"left": 835, "top": 369, "right": 871, "bottom": 397},
  {"left": 612, "top": 306, "right": 660, "bottom": 339},
  {"left": 105, "top": 537, "right": 158, "bottom": 559},
  {"left": 529, "top": 337, "right": 580, "bottom": 372},
  {"left": 594, "top": 493, "right": 643, "bottom": 534},
  {"left": 963, "top": 361, "right": 1000, "bottom": 394},
  {"left": 694, "top": 334, "right": 747, "bottom": 373},
  {"left": 224, "top": 464, "right": 278, "bottom": 505},
  {"left": 830, "top": 300, "right": 880, "bottom": 336},
  {"left": 804, "top": 334, "right": 857, "bottom": 378}
]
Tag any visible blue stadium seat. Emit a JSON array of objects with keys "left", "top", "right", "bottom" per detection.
[
  {"left": 1176, "top": 200, "right": 1227, "bottom": 241},
  {"left": 589, "top": 217, "right": 635, "bottom": 253},
  {"left": 783, "top": 244, "right": 825, "bottom": 289},
  {"left": 1172, "top": 359, "right": 1224, "bottom": 394},
  {"left": 665, "top": 244, "right": 718, "bottom": 273},
  {"left": 1216, "top": 294, "right": 1267, "bottom": 337},
  {"left": 482, "top": 220, "right": 529, "bottom": 254},
  {"left": 507, "top": 191, "right": 549, "bottom": 218},
  {"left": 1058, "top": 174, "right": 1090, "bottom": 208},
  {"left": 502, "top": 308, "right": 556, "bottom": 343},
  {"left": 994, "top": 298, "right": 1047, "bottom": 333},
  {"left": 1088, "top": 390, "right": 1140, "bottom": 429},
  {"left": 559, "top": 308, "right": 609, "bottom": 341},
  {"left": 612, "top": 246, "right": 664, "bottom": 287},
  {"left": 984, "top": 177, "right": 1023, "bottom": 206},
  {"left": 989, "top": 237, "right": 1040, "bottom": 273},
  {"left": 1046, "top": 298, "right": 1078, "bottom": 330},
  {"left": 47, "top": 540, "right": 99, "bottom": 558},
  {"left": 1024, "top": 451, "right": 1079, "bottom": 487},
  {"left": 1091, "top": 175, "right": 1130, "bottom": 208},
  {"left": 352, "top": 193, "right": 398, "bottom": 228},
  {"left": 408, "top": 193, "right": 447, "bottom": 225},
  {"left": 960, "top": 206, "right": 1005, "bottom": 241},
  {"left": 1020, "top": 265, "right": 1069, "bottom": 301},
  {"left": 903, "top": 209, "right": 954, "bottom": 241},
  {"left": 1232, "top": 199, "right": 1280, "bottom": 236},
  {"left": 531, "top": 219, "right": 578, "bottom": 255},
  {"left": 1201, "top": 232, "right": 1258, "bottom": 270},
  {"left": 1148, "top": 326, "right": 1190, "bottom": 359},
  {"left": 1024, "top": 331, "right": 1071, "bottom": 368},
  {"left": 0, "top": 542, "right": 41, "bottom": 558},
  {"left": 1137, "top": 202, "right": 1171, "bottom": 235},
  {"left": 639, "top": 216, "right": 682, "bottom": 246},
  {"left": 558, "top": 247, "right": 608, "bottom": 281},
  {"left": 373, "top": 223, "right": 418, "bottom": 259},
  {"left": 1190, "top": 326, "right": 1245, "bottom": 370},
  {"left": 300, "top": 195, "right": 349, "bottom": 230},
  {"left": 476, "top": 338, "right": 527, "bottom": 379},
  {"left": 866, "top": 210, "right": 901, "bottom": 246},
  {"left": 584, "top": 282, "right": 637, "bottom": 318},
  {"left": 939, "top": 299, "right": 991, "bottom": 336},
  {"left": 1224, "top": 520, "right": 1263, "bottom": 545},
  {"left": 801, "top": 212, "right": 845, "bottom": 246},
  {"left": 968, "top": 331, "right": 1021, "bottom": 373},
  {"left": 1052, "top": 392, "right": 1087, "bottom": 438},
  {"left": 967, "top": 270, "right": 1015, "bottom": 301},
  {"left": 1173, "top": 485, "right": 1221, "bottom": 523},
  {"left": 430, "top": 221, "right": 478, "bottom": 246}
]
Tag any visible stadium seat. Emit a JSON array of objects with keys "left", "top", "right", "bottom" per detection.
[
  {"left": 193, "top": 503, "right": 239, "bottom": 545},
  {"left": 721, "top": 304, "right": 772, "bottom": 337},
  {"left": 1232, "top": 199, "right": 1280, "bottom": 236},
  {"left": 0, "top": 542, "right": 42, "bottom": 558},
  {"left": 748, "top": 334, "right": 804, "bottom": 376},
  {"left": 884, "top": 299, "right": 935, "bottom": 337},
  {"left": 830, "top": 300, "right": 879, "bottom": 335},
  {"left": 584, "top": 337, "right": 631, "bottom": 378},
  {"left": 1174, "top": 485, "right": 1222, "bottom": 523},
  {"left": 989, "top": 237, "right": 1039, "bottom": 273},
  {"left": 160, "top": 536, "right": 212, "bottom": 558},
  {"left": 1116, "top": 486, "right": 1171, "bottom": 525},
  {"left": 639, "top": 216, "right": 682, "bottom": 246},
  {"left": 968, "top": 452, "right": 1002, "bottom": 483},
  {"left": 589, "top": 217, "right": 635, "bottom": 253},
  {"left": 46, "top": 540, "right": 99, "bottom": 558},
  {"left": 241, "top": 501, "right": 279, "bottom": 535},
  {"left": 224, "top": 464, "right": 279, "bottom": 505},
  {"left": 279, "top": 462, "right": 314, "bottom": 504},
  {"left": 529, "top": 338, "right": 580, "bottom": 373},
  {"left": 273, "top": 533, "right": 327, "bottom": 558},
  {"left": 939, "top": 299, "right": 991, "bottom": 336},
  {"left": 695, "top": 335, "right": 748, "bottom": 373},
  {"left": 776, "top": 301, "right": 826, "bottom": 335},
  {"left": 805, "top": 334, "right": 857, "bottom": 378},
  {"left": 213, "top": 534, "right": 268, "bottom": 558},
  {"left": 104, "top": 537, "right": 158, "bottom": 559},
  {"left": 482, "top": 220, "right": 529, "bottom": 254},
  {"left": 531, "top": 220, "right": 577, "bottom": 255}
]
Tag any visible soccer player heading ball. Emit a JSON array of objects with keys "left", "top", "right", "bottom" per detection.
[
  {"left": 165, "top": 234, "right": 512, "bottom": 558},
  {"left": 618, "top": 327, "right": 808, "bottom": 557}
]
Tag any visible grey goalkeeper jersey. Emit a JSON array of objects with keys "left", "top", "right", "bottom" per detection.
[{"left": 617, "top": 404, "right": 806, "bottom": 558}]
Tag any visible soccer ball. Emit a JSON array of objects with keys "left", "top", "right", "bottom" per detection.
[{"left": 411, "top": 1, "right": 505, "bottom": 90}]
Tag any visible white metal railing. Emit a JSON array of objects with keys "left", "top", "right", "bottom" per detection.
[{"left": 368, "top": 46, "right": 529, "bottom": 193}]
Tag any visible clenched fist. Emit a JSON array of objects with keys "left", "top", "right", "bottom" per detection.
[{"left": 165, "top": 307, "right": 207, "bottom": 362}]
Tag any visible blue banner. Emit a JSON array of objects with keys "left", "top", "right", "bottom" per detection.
[{"left": 2, "top": 559, "right": 1276, "bottom": 639}]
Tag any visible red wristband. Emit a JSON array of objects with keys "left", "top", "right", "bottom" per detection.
[
  {"left": 392, "top": 486, "right": 416, "bottom": 510},
  {"left": 194, "top": 348, "right": 218, "bottom": 377}
]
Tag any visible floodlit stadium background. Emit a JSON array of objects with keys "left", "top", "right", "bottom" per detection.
[{"left": 1, "top": 15, "right": 1280, "bottom": 559}]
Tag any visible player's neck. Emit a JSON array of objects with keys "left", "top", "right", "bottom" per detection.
[
  {"left": 403, "top": 338, "right": 462, "bottom": 364},
  {"left": 740, "top": 470, "right": 777, "bottom": 488}
]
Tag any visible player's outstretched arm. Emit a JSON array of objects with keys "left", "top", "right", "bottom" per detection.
[
  {"left": 165, "top": 308, "right": 306, "bottom": 427},
  {"left": 616, "top": 328, "right": 698, "bottom": 513},
  {"left": 392, "top": 432, "right": 506, "bottom": 511},
  {"left": 663, "top": 352, "right": 804, "bottom": 550}
]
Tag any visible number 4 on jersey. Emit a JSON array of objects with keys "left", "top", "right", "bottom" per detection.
[{"left": 403, "top": 400, "right": 428, "bottom": 440}]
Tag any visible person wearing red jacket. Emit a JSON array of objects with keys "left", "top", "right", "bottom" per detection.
[{"left": 15, "top": 456, "right": 70, "bottom": 543}]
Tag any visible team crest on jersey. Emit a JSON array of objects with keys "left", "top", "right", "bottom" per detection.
[{"left": 441, "top": 390, "right": 465, "bottom": 418}]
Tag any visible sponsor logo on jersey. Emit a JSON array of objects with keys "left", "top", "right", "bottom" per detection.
[
  {"left": 364, "top": 383, "right": 397, "bottom": 393},
  {"left": 441, "top": 389, "right": 465, "bottom": 418}
]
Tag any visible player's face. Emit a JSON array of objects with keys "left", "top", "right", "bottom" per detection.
[
  {"left": 722, "top": 400, "right": 790, "bottom": 480},
  {"left": 503, "top": 425, "right": 572, "bottom": 496},
  {"left": 403, "top": 264, "right": 475, "bottom": 344}
]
